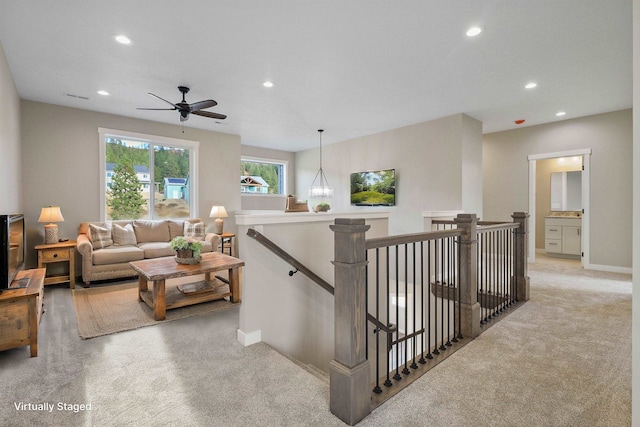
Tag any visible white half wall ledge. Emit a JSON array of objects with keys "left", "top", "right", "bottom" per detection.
[
  {"left": 235, "top": 210, "right": 391, "bottom": 226},
  {"left": 237, "top": 329, "right": 262, "bottom": 347},
  {"left": 421, "top": 210, "right": 465, "bottom": 218}
]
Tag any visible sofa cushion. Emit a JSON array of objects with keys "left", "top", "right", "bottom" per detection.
[
  {"left": 137, "top": 242, "right": 174, "bottom": 259},
  {"left": 184, "top": 221, "right": 205, "bottom": 240},
  {"left": 133, "top": 220, "right": 170, "bottom": 243},
  {"left": 112, "top": 223, "right": 137, "bottom": 246},
  {"left": 89, "top": 223, "right": 113, "bottom": 249},
  {"left": 167, "top": 220, "right": 185, "bottom": 240},
  {"left": 92, "top": 246, "right": 144, "bottom": 265}
]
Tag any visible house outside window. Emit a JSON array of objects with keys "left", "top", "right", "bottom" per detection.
[
  {"left": 241, "top": 157, "right": 287, "bottom": 195},
  {"left": 99, "top": 128, "right": 199, "bottom": 220}
]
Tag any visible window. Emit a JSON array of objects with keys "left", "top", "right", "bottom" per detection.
[
  {"left": 241, "top": 157, "right": 287, "bottom": 195},
  {"left": 99, "top": 128, "right": 199, "bottom": 220}
]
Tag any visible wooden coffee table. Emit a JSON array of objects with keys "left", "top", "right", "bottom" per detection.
[{"left": 130, "top": 252, "right": 244, "bottom": 321}]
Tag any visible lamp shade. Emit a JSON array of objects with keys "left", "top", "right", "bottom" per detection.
[
  {"left": 38, "top": 206, "right": 64, "bottom": 223},
  {"left": 209, "top": 206, "right": 228, "bottom": 219}
]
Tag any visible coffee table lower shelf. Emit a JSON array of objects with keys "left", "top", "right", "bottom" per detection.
[{"left": 138, "top": 280, "right": 231, "bottom": 319}]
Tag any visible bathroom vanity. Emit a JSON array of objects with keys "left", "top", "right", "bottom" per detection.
[{"left": 545, "top": 216, "right": 581, "bottom": 258}]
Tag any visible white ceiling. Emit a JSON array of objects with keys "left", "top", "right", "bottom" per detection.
[{"left": 0, "top": 1, "right": 632, "bottom": 152}]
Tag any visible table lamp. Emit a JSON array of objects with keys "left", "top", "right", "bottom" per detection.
[
  {"left": 38, "top": 206, "right": 64, "bottom": 244},
  {"left": 209, "top": 205, "right": 228, "bottom": 234}
]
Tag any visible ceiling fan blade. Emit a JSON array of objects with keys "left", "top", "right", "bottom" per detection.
[
  {"left": 148, "top": 92, "right": 178, "bottom": 108},
  {"left": 137, "top": 107, "right": 177, "bottom": 111},
  {"left": 189, "top": 99, "right": 217, "bottom": 111},
  {"left": 192, "top": 110, "right": 227, "bottom": 120}
]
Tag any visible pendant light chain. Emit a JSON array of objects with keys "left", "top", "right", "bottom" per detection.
[{"left": 318, "top": 129, "right": 324, "bottom": 176}]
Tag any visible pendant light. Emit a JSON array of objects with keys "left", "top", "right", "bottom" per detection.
[{"left": 309, "top": 129, "right": 334, "bottom": 198}]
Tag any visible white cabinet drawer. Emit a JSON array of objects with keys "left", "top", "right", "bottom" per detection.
[
  {"left": 545, "top": 226, "right": 562, "bottom": 239},
  {"left": 545, "top": 239, "right": 562, "bottom": 253},
  {"left": 545, "top": 217, "right": 581, "bottom": 227}
]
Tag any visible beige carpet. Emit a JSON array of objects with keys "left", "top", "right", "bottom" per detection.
[{"left": 72, "top": 276, "right": 238, "bottom": 339}]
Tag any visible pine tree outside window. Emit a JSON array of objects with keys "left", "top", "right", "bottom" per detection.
[{"left": 99, "top": 128, "right": 199, "bottom": 221}]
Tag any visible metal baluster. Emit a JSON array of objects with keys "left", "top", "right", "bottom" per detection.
[
  {"left": 501, "top": 229, "right": 506, "bottom": 312},
  {"left": 411, "top": 242, "right": 419, "bottom": 369},
  {"left": 366, "top": 250, "right": 369, "bottom": 357},
  {"left": 419, "top": 241, "right": 427, "bottom": 364},
  {"left": 384, "top": 247, "right": 392, "bottom": 387},
  {"left": 393, "top": 245, "right": 401, "bottom": 381},
  {"left": 432, "top": 239, "right": 440, "bottom": 355},
  {"left": 439, "top": 237, "right": 446, "bottom": 352},
  {"left": 457, "top": 234, "right": 463, "bottom": 339},
  {"left": 402, "top": 244, "right": 410, "bottom": 375},
  {"left": 446, "top": 236, "right": 452, "bottom": 347},
  {"left": 373, "top": 249, "right": 382, "bottom": 394},
  {"left": 427, "top": 241, "right": 433, "bottom": 359},
  {"left": 479, "top": 232, "right": 485, "bottom": 324},
  {"left": 452, "top": 235, "right": 459, "bottom": 342}
]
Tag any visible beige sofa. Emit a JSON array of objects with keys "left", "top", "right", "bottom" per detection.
[{"left": 76, "top": 218, "right": 222, "bottom": 286}]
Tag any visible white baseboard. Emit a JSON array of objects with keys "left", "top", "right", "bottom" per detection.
[
  {"left": 237, "top": 329, "right": 262, "bottom": 346},
  {"left": 584, "top": 263, "right": 632, "bottom": 275}
]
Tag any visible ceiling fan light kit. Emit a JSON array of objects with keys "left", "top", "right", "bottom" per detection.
[{"left": 137, "top": 86, "right": 226, "bottom": 123}]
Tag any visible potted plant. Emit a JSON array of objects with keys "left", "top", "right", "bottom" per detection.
[
  {"left": 170, "top": 236, "right": 203, "bottom": 264},
  {"left": 314, "top": 202, "right": 331, "bottom": 213}
]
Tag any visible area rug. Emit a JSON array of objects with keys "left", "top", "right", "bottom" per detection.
[{"left": 72, "top": 278, "right": 239, "bottom": 339}]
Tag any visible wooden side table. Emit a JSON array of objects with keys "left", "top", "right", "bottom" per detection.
[
  {"left": 35, "top": 240, "right": 76, "bottom": 289},
  {"left": 219, "top": 232, "right": 236, "bottom": 257}
]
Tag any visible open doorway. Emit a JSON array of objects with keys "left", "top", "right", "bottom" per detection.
[{"left": 527, "top": 149, "right": 592, "bottom": 267}]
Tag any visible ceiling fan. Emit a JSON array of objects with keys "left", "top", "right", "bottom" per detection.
[{"left": 137, "top": 86, "right": 227, "bottom": 122}]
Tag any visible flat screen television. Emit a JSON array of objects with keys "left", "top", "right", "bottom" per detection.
[
  {"left": 0, "top": 214, "right": 26, "bottom": 289},
  {"left": 350, "top": 169, "right": 396, "bottom": 206}
]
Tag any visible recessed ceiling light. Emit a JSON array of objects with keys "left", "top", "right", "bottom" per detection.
[
  {"left": 114, "top": 35, "right": 132, "bottom": 45},
  {"left": 263, "top": 81, "right": 274, "bottom": 88},
  {"left": 525, "top": 82, "right": 537, "bottom": 89},
  {"left": 556, "top": 111, "right": 566, "bottom": 117},
  {"left": 466, "top": 27, "right": 482, "bottom": 37},
  {"left": 97, "top": 90, "right": 110, "bottom": 96}
]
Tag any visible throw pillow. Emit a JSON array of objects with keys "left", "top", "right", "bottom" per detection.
[
  {"left": 133, "top": 220, "right": 170, "bottom": 243},
  {"left": 183, "top": 221, "right": 205, "bottom": 240},
  {"left": 167, "top": 220, "right": 185, "bottom": 240},
  {"left": 89, "top": 223, "right": 113, "bottom": 249},
  {"left": 112, "top": 223, "right": 137, "bottom": 246}
]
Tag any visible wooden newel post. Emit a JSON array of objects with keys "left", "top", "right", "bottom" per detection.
[
  {"left": 454, "top": 213, "right": 481, "bottom": 338},
  {"left": 512, "top": 212, "right": 530, "bottom": 302},
  {"left": 329, "top": 218, "right": 371, "bottom": 425}
]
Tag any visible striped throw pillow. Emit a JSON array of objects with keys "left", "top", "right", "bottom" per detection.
[
  {"left": 112, "top": 223, "right": 137, "bottom": 246},
  {"left": 183, "top": 222, "right": 205, "bottom": 240},
  {"left": 89, "top": 223, "right": 113, "bottom": 249}
]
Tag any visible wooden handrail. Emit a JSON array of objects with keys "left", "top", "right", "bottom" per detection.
[
  {"left": 246, "top": 228, "right": 395, "bottom": 334},
  {"left": 365, "top": 228, "right": 462, "bottom": 250},
  {"left": 246, "top": 228, "right": 334, "bottom": 295}
]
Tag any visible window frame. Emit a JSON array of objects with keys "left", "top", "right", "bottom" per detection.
[
  {"left": 241, "top": 156, "right": 288, "bottom": 196},
  {"left": 98, "top": 128, "right": 199, "bottom": 220}
]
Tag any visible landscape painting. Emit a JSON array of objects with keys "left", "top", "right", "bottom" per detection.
[{"left": 350, "top": 169, "right": 396, "bottom": 206}]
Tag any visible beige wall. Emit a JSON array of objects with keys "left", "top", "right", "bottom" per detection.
[
  {"left": 0, "top": 41, "right": 22, "bottom": 214},
  {"left": 240, "top": 145, "right": 296, "bottom": 211},
  {"left": 483, "top": 109, "right": 632, "bottom": 269},
  {"left": 21, "top": 100, "right": 241, "bottom": 270},
  {"left": 295, "top": 113, "right": 483, "bottom": 235}
]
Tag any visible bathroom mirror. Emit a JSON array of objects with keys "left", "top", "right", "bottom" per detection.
[{"left": 550, "top": 171, "right": 581, "bottom": 211}]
